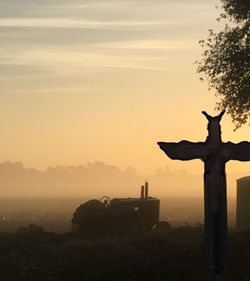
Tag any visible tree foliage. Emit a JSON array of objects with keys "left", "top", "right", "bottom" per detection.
[{"left": 197, "top": 0, "right": 250, "bottom": 129}]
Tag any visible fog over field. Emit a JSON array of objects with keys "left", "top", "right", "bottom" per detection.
[
  {"left": 0, "top": 161, "right": 247, "bottom": 198},
  {"left": 0, "top": 160, "right": 242, "bottom": 232},
  {"left": 0, "top": 196, "right": 236, "bottom": 233}
]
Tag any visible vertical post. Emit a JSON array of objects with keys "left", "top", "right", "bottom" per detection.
[
  {"left": 141, "top": 185, "right": 145, "bottom": 199},
  {"left": 145, "top": 181, "right": 149, "bottom": 199},
  {"left": 204, "top": 174, "right": 227, "bottom": 280}
]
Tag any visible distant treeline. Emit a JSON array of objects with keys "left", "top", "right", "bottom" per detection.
[{"left": 0, "top": 161, "right": 246, "bottom": 197}]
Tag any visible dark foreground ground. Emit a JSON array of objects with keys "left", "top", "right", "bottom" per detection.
[{"left": 0, "top": 226, "right": 249, "bottom": 281}]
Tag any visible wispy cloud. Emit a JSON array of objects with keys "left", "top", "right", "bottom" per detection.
[
  {"left": 98, "top": 40, "right": 198, "bottom": 50},
  {"left": 0, "top": 63, "right": 48, "bottom": 76},
  {"left": 0, "top": 0, "right": 219, "bottom": 87},
  {"left": 1, "top": 42, "right": 196, "bottom": 76},
  {"left": 0, "top": 18, "right": 179, "bottom": 29}
]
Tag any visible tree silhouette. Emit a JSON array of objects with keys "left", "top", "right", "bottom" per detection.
[{"left": 197, "top": 0, "right": 250, "bottom": 129}]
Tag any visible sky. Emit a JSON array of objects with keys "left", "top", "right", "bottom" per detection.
[{"left": 1, "top": 0, "right": 250, "bottom": 184}]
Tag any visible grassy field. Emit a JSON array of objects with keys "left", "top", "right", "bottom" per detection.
[{"left": 0, "top": 226, "right": 249, "bottom": 281}]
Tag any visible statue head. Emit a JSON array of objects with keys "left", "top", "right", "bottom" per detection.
[{"left": 202, "top": 110, "right": 225, "bottom": 142}]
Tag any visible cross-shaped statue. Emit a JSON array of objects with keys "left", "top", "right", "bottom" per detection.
[{"left": 158, "top": 111, "right": 250, "bottom": 280}]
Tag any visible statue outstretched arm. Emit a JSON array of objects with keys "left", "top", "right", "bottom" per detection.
[
  {"left": 223, "top": 142, "right": 250, "bottom": 161},
  {"left": 157, "top": 141, "right": 208, "bottom": 161}
]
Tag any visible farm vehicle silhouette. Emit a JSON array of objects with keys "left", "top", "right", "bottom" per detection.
[{"left": 71, "top": 182, "right": 169, "bottom": 237}]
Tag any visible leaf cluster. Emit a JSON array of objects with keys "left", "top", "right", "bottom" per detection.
[{"left": 221, "top": 0, "right": 250, "bottom": 21}]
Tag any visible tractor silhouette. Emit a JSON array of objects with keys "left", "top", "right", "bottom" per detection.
[{"left": 71, "top": 182, "right": 165, "bottom": 237}]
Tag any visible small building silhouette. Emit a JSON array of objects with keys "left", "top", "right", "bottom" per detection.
[{"left": 236, "top": 176, "right": 250, "bottom": 229}]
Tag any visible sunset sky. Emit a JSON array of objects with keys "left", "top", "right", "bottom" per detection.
[{"left": 1, "top": 0, "right": 250, "bottom": 179}]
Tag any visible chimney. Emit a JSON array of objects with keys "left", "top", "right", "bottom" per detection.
[
  {"left": 145, "top": 181, "right": 149, "bottom": 199},
  {"left": 140, "top": 185, "right": 145, "bottom": 199}
]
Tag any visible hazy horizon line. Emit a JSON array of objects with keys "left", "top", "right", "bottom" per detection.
[{"left": 1, "top": 160, "right": 249, "bottom": 177}]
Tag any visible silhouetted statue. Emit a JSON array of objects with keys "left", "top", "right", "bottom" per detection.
[{"left": 158, "top": 111, "right": 250, "bottom": 280}]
